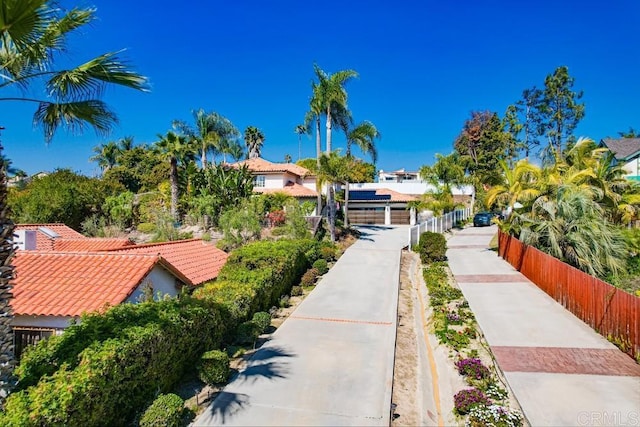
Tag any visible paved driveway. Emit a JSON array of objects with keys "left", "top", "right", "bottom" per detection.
[{"left": 192, "top": 225, "right": 408, "bottom": 426}]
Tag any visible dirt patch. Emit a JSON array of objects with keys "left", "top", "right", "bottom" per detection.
[{"left": 391, "top": 252, "right": 420, "bottom": 426}]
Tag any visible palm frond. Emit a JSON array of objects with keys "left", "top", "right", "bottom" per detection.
[{"left": 33, "top": 99, "right": 117, "bottom": 141}]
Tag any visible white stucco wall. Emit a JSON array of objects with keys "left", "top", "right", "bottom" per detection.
[
  {"left": 624, "top": 159, "right": 639, "bottom": 177},
  {"left": 302, "top": 176, "right": 317, "bottom": 191},
  {"left": 13, "top": 315, "right": 75, "bottom": 332},
  {"left": 350, "top": 182, "right": 474, "bottom": 196},
  {"left": 126, "top": 265, "right": 180, "bottom": 303}
]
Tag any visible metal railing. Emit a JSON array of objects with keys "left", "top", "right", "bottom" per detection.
[{"left": 407, "top": 208, "right": 472, "bottom": 249}]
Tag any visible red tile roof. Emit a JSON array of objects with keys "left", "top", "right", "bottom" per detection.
[
  {"left": 12, "top": 252, "right": 188, "bottom": 317},
  {"left": 254, "top": 181, "right": 318, "bottom": 198},
  {"left": 234, "top": 157, "right": 314, "bottom": 177},
  {"left": 108, "top": 239, "right": 228, "bottom": 285},
  {"left": 374, "top": 188, "right": 418, "bottom": 202},
  {"left": 53, "top": 238, "right": 136, "bottom": 252},
  {"left": 15, "top": 224, "right": 85, "bottom": 251}
]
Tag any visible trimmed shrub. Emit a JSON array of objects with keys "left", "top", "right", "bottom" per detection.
[
  {"left": 301, "top": 268, "right": 319, "bottom": 286},
  {"left": 312, "top": 259, "right": 329, "bottom": 275},
  {"left": 140, "top": 393, "right": 185, "bottom": 427},
  {"left": 417, "top": 231, "right": 447, "bottom": 263},
  {"left": 235, "top": 321, "right": 259, "bottom": 345},
  {"left": 290, "top": 285, "right": 303, "bottom": 296},
  {"left": 320, "top": 244, "right": 337, "bottom": 262},
  {"left": 252, "top": 312, "right": 271, "bottom": 334},
  {"left": 198, "top": 350, "right": 230, "bottom": 385},
  {"left": 137, "top": 222, "right": 156, "bottom": 233}
]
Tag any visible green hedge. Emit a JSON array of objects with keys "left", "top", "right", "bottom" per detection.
[
  {"left": 4, "top": 298, "right": 222, "bottom": 426},
  {"left": 417, "top": 231, "right": 447, "bottom": 263},
  {"left": 2, "top": 238, "right": 316, "bottom": 426},
  {"left": 198, "top": 350, "right": 230, "bottom": 385}
]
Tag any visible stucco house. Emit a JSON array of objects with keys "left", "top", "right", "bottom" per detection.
[
  {"left": 232, "top": 157, "right": 319, "bottom": 212},
  {"left": 600, "top": 138, "right": 640, "bottom": 181},
  {"left": 12, "top": 251, "right": 190, "bottom": 357},
  {"left": 11, "top": 225, "right": 230, "bottom": 357}
]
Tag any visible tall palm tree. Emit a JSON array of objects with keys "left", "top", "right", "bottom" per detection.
[
  {"left": 318, "top": 152, "right": 352, "bottom": 242},
  {"left": 244, "top": 126, "right": 265, "bottom": 159},
  {"left": 339, "top": 120, "right": 380, "bottom": 226},
  {"left": 90, "top": 140, "right": 120, "bottom": 172},
  {"left": 174, "top": 110, "right": 239, "bottom": 168},
  {"left": 294, "top": 124, "right": 307, "bottom": 161},
  {"left": 312, "top": 64, "right": 358, "bottom": 154},
  {"left": 153, "top": 131, "right": 196, "bottom": 221},
  {"left": 0, "top": 0, "right": 149, "bottom": 141},
  {"left": 305, "top": 84, "right": 325, "bottom": 213},
  {"left": 118, "top": 136, "right": 135, "bottom": 152}
]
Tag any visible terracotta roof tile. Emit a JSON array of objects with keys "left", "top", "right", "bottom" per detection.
[
  {"left": 349, "top": 188, "right": 418, "bottom": 202},
  {"left": 53, "top": 238, "right": 136, "bottom": 252},
  {"left": 254, "top": 181, "right": 318, "bottom": 198},
  {"left": 234, "top": 157, "right": 314, "bottom": 177},
  {"left": 109, "top": 239, "right": 228, "bottom": 285},
  {"left": 12, "top": 252, "right": 171, "bottom": 317},
  {"left": 15, "top": 223, "right": 84, "bottom": 251}
]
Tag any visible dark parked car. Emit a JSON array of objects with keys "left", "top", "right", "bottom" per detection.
[{"left": 473, "top": 212, "right": 494, "bottom": 227}]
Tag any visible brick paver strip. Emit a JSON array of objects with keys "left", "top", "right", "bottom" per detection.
[
  {"left": 492, "top": 346, "right": 640, "bottom": 376},
  {"left": 455, "top": 274, "right": 530, "bottom": 283},
  {"left": 289, "top": 315, "right": 392, "bottom": 326}
]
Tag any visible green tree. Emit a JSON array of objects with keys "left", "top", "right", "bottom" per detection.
[
  {"left": 536, "top": 66, "right": 585, "bottom": 158},
  {"left": 454, "top": 111, "right": 511, "bottom": 197},
  {"left": 217, "top": 198, "right": 262, "bottom": 250},
  {"left": 618, "top": 127, "right": 638, "bottom": 138},
  {"left": 0, "top": 0, "right": 148, "bottom": 141},
  {"left": 485, "top": 158, "right": 542, "bottom": 215},
  {"left": 312, "top": 64, "right": 358, "bottom": 154},
  {"left": 153, "top": 131, "right": 196, "bottom": 221},
  {"left": 9, "top": 169, "right": 122, "bottom": 230},
  {"left": 244, "top": 126, "right": 265, "bottom": 159},
  {"left": 0, "top": 150, "right": 15, "bottom": 399},
  {"left": 90, "top": 140, "right": 120, "bottom": 173}
]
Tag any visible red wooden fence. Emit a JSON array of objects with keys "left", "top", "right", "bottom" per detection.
[{"left": 498, "top": 230, "right": 640, "bottom": 360}]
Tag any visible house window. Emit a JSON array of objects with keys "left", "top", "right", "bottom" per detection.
[{"left": 254, "top": 175, "right": 265, "bottom": 187}]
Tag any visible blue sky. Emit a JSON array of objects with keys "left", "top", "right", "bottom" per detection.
[{"left": 1, "top": 0, "right": 639, "bottom": 177}]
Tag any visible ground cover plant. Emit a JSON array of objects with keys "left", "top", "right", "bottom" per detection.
[{"left": 417, "top": 233, "right": 523, "bottom": 426}]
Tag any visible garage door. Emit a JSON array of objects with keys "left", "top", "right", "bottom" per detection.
[
  {"left": 348, "top": 207, "right": 385, "bottom": 224},
  {"left": 390, "top": 208, "right": 410, "bottom": 224}
]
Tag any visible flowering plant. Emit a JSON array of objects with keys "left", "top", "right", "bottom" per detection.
[
  {"left": 465, "top": 404, "right": 523, "bottom": 427},
  {"left": 454, "top": 388, "right": 491, "bottom": 415},
  {"left": 455, "top": 357, "right": 490, "bottom": 380}
]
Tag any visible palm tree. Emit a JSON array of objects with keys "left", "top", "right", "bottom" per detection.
[
  {"left": 118, "top": 136, "right": 135, "bottom": 152},
  {"left": 305, "top": 84, "right": 325, "bottom": 213},
  {"left": 244, "top": 126, "right": 265, "bottom": 159},
  {"left": 485, "top": 158, "right": 542, "bottom": 216},
  {"left": 516, "top": 184, "right": 626, "bottom": 278},
  {"left": 312, "top": 64, "right": 358, "bottom": 154},
  {"left": 318, "top": 152, "right": 352, "bottom": 242},
  {"left": 294, "top": 124, "right": 307, "bottom": 160},
  {"left": 174, "top": 110, "right": 239, "bottom": 168},
  {"left": 90, "top": 140, "right": 120, "bottom": 172},
  {"left": 153, "top": 131, "right": 196, "bottom": 221},
  {"left": 222, "top": 140, "right": 245, "bottom": 162},
  {"left": 340, "top": 120, "right": 380, "bottom": 226},
  {"left": 0, "top": 0, "right": 149, "bottom": 141}
]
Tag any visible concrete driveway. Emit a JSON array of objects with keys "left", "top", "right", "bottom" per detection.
[{"left": 192, "top": 225, "right": 408, "bottom": 426}]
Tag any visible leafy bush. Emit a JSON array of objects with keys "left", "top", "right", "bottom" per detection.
[
  {"left": 418, "top": 231, "right": 447, "bottom": 263},
  {"left": 267, "top": 210, "right": 286, "bottom": 227},
  {"left": 140, "top": 393, "right": 185, "bottom": 427},
  {"left": 137, "top": 222, "right": 156, "bottom": 233},
  {"left": 9, "top": 298, "right": 223, "bottom": 425},
  {"left": 301, "top": 268, "right": 319, "bottom": 286},
  {"left": 235, "top": 321, "right": 259, "bottom": 345},
  {"left": 320, "top": 244, "right": 337, "bottom": 262},
  {"left": 453, "top": 388, "right": 491, "bottom": 415},
  {"left": 198, "top": 350, "right": 230, "bottom": 385},
  {"left": 290, "top": 285, "right": 303, "bottom": 296},
  {"left": 312, "top": 259, "right": 329, "bottom": 275},
  {"left": 252, "top": 312, "right": 271, "bottom": 334}
]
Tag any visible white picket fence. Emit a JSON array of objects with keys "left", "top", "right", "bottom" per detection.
[{"left": 407, "top": 208, "right": 473, "bottom": 249}]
